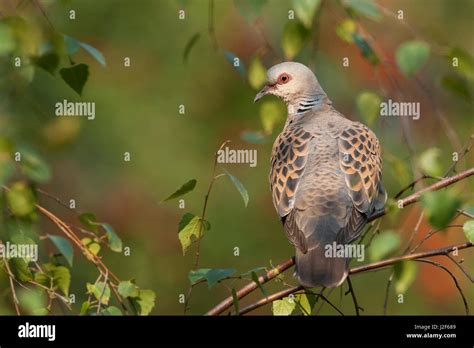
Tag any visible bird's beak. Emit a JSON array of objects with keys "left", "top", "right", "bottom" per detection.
[{"left": 254, "top": 84, "right": 273, "bottom": 103}]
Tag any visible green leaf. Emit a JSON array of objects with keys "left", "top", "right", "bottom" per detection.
[
  {"left": 418, "top": 148, "right": 443, "bottom": 177},
  {"left": 272, "top": 296, "right": 296, "bottom": 316},
  {"left": 241, "top": 131, "right": 268, "bottom": 144},
  {"left": 6, "top": 181, "right": 36, "bottom": 217},
  {"left": 259, "top": 100, "right": 285, "bottom": 134},
  {"left": 282, "top": 20, "right": 310, "bottom": 60},
  {"left": 394, "top": 261, "right": 417, "bottom": 294},
  {"left": 231, "top": 288, "right": 239, "bottom": 314},
  {"left": 79, "top": 41, "right": 106, "bottom": 67},
  {"left": 79, "top": 213, "right": 98, "bottom": 232},
  {"left": 356, "top": 91, "right": 381, "bottom": 126},
  {"left": 102, "top": 223, "right": 122, "bottom": 252},
  {"left": 51, "top": 265, "right": 71, "bottom": 296},
  {"left": 9, "top": 258, "right": 33, "bottom": 281},
  {"left": 343, "top": 0, "right": 381, "bottom": 21},
  {"left": 48, "top": 234, "right": 74, "bottom": 267},
  {"left": 421, "top": 190, "right": 461, "bottom": 229},
  {"left": 59, "top": 64, "right": 89, "bottom": 95},
  {"left": 163, "top": 179, "right": 197, "bottom": 202},
  {"left": 463, "top": 220, "right": 474, "bottom": 242},
  {"left": 183, "top": 32, "right": 200, "bottom": 63},
  {"left": 79, "top": 301, "right": 90, "bottom": 315},
  {"left": 0, "top": 22, "right": 15, "bottom": 55},
  {"left": 134, "top": 289, "right": 156, "bottom": 315},
  {"left": 118, "top": 280, "right": 139, "bottom": 298},
  {"left": 224, "top": 51, "right": 246, "bottom": 77},
  {"left": 251, "top": 271, "right": 268, "bottom": 297},
  {"left": 87, "top": 282, "right": 111, "bottom": 305},
  {"left": 188, "top": 268, "right": 212, "bottom": 285},
  {"left": 224, "top": 169, "right": 249, "bottom": 207},
  {"left": 17, "top": 146, "right": 51, "bottom": 183},
  {"left": 353, "top": 33, "right": 379, "bottom": 65},
  {"left": 234, "top": 0, "right": 268, "bottom": 22},
  {"left": 81, "top": 237, "right": 101, "bottom": 255},
  {"left": 291, "top": 0, "right": 322, "bottom": 29},
  {"left": 369, "top": 231, "right": 401, "bottom": 261},
  {"left": 205, "top": 268, "right": 236, "bottom": 289},
  {"left": 295, "top": 293, "right": 314, "bottom": 315},
  {"left": 336, "top": 19, "right": 357, "bottom": 43},
  {"left": 241, "top": 266, "right": 266, "bottom": 277},
  {"left": 396, "top": 41, "right": 430, "bottom": 78},
  {"left": 178, "top": 214, "right": 204, "bottom": 255},
  {"left": 446, "top": 47, "right": 474, "bottom": 80},
  {"left": 248, "top": 56, "right": 267, "bottom": 90},
  {"left": 101, "top": 306, "right": 122, "bottom": 316},
  {"left": 188, "top": 268, "right": 235, "bottom": 289},
  {"left": 440, "top": 75, "right": 471, "bottom": 102},
  {"left": 18, "top": 288, "right": 47, "bottom": 315},
  {"left": 33, "top": 52, "right": 59, "bottom": 75}
]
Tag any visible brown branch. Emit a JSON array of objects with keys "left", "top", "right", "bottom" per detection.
[
  {"left": 206, "top": 168, "right": 474, "bottom": 315},
  {"left": 224, "top": 241, "right": 473, "bottom": 316}
]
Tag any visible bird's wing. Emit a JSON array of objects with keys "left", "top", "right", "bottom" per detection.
[
  {"left": 336, "top": 121, "right": 385, "bottom": 243},
  {"left": 270, "top": 126, "right": 313, "bottom": 252}
]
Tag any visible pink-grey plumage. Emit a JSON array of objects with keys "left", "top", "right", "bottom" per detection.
[{"left": 255, "top": 62, "right": 386, "bottom": 288}]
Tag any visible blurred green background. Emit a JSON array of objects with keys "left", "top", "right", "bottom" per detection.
[{"left": 0, "top": 0, "right": 473, "bottom": 315}]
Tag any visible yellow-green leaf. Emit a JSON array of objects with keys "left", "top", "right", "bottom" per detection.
[
  {"left": 463, "top": 220, "right": 474, "bottom": 242},
  {"left": 394, "top": 261, "right": 417, "bottom": 294},
  {"left": 282, "top": 20, "right": 310, "bottom": 60},
  {"left": 369, "top": 231, "right": 401, "bottom": 261},
  {"left": 259, "top": 100, "right": 285, "bottom": 134},
  {"left": 356, "top": 91, "right": 381, "bottom": 126},
  {"left": 272, "top": 296, "right": 296, "bottom": 316},
  {"left": 248, "top": 56, "right": 267, "bottom": 90},
  {"left": 421, "top": 190, "right": 461, "bottom": 229},
  {"left": 6, "top": 181, "right": 36, "bottom": 217},
  {"left": 291, "top": 0, "right": 322, "bottom": 29},
  {"left": 418, "top": 148, "right": 443, "bottom": 177},
  {"left": 396, "top": 41, "right": 430, "bottom": 78}
]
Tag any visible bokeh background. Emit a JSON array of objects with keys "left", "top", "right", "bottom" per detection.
[{"left": 0, "top": 0, "right": 473, "bottom": 315}]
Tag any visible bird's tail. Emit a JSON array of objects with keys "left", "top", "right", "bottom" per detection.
[
  {"left": 294, "top": 216, "right": 350, "bottom": 288},
  {"left": 295, "top": 245, "right": 349, "bottom": 288}
]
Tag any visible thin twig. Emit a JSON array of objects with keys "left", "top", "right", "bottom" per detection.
[
  {"left": 345, "top": 276, "right": 362, "bottom": 315},
  {"left": 416, "top": 259, "right": 469, "bottom": 315},
  {"left": 2, "top": 249, "right": 21, "bottom": 315}
]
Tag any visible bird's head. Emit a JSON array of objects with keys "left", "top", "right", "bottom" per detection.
[{"left": 254, "top": 62, "right": 326, "bottom": 108}]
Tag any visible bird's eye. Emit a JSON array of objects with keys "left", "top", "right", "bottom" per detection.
[{"left": 278, "top": 73, "right": 291, "bottom": 84}]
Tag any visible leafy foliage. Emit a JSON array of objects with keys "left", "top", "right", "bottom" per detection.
[
  {"left": 463, "top": 220, "right": 474, "bottom": 243},
  {"left": 162, "top": 179, "right": 197, "bottom": 201},
  {"left": 59, "top": 64, "right": 89, "bottom": 96},
  {"left": 421, "top": 191, "right": 461, "bottom": 229},
  {"left": 282, "top": 20, "right": 310, "bottom": 60},
  {"left": 224, "top": 169, "right": 249, "bottom": 207},
  {"left": 396, "top": 41, "right": 430, "bottom": 77},
  {"left": 272, "top": 296, "right": 296, "bottom": 315},
  {"left": 369, "top": 231, "right": 401, "bottom": 261},
  {"left": 356, "top": 91, "right": 381, "bottom": 125}
]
